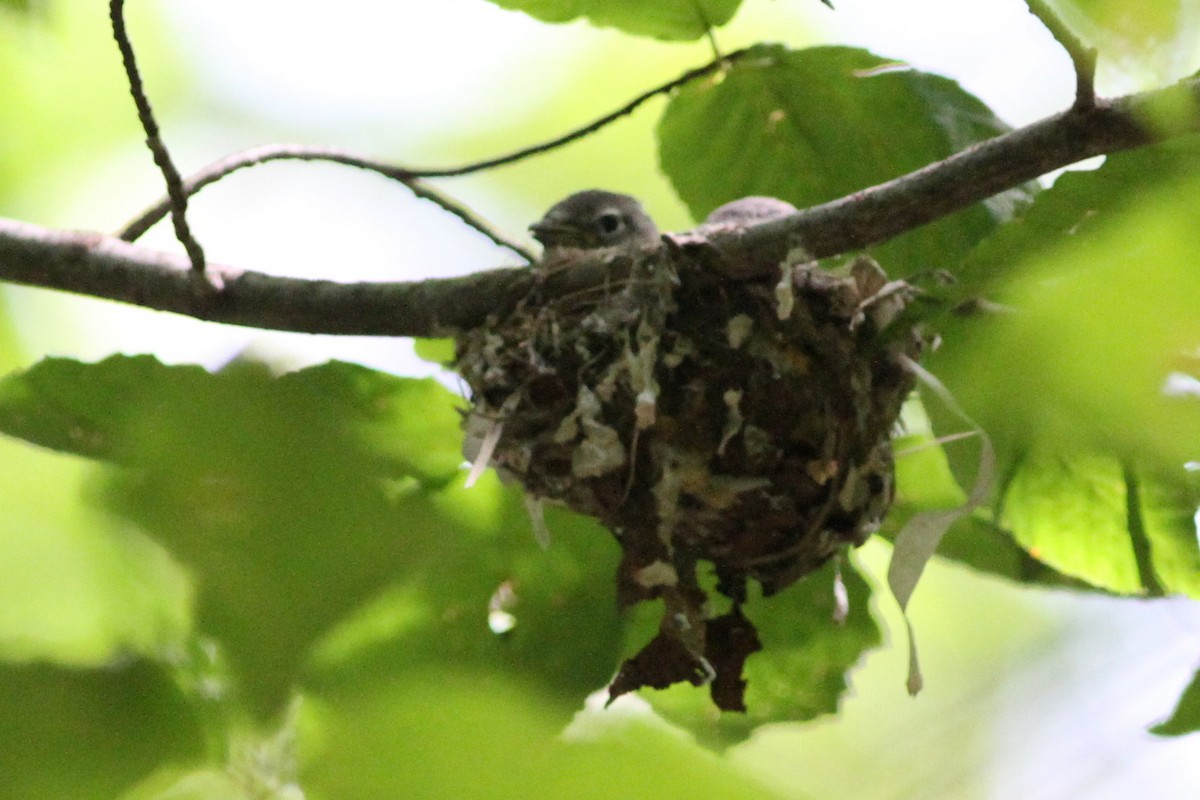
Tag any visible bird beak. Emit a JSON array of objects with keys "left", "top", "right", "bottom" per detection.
[{"left": 529, "top": 221, "right": 571, "bottom": 246}]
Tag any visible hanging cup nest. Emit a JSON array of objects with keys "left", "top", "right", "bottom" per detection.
[{"left": 455, "top": 235, "right": 925, "bottom": 711}]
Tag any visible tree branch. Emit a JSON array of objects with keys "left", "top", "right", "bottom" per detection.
[
  {"left": 0, "top": 218, "right": 533, "bottom": 336},
  {"left": 1, "top": 77, "right": 1197, "bottom": 338}
]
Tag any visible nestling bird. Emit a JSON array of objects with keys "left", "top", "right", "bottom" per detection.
[
  {"left": 704, "top": 195, "right": 798, "bottom": 226},
  {"left": 530, "top": 190, "right": 661, "bottom": 266}
]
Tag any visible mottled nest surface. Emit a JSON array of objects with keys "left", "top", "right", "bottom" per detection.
[{"left": 456, "top": 238, "right": 924, "bottom": 711}]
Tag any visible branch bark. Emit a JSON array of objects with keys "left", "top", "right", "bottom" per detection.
[{"left": 0, "top": 77, "right": 1196, "bottom": 338}]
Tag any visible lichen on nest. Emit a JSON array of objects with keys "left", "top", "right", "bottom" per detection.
[{"left": 455, "top": 239, "right": 926, "bottom": 711}]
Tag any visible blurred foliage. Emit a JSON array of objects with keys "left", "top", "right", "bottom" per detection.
[
  {"left": 0, "top": 0, "right": 179, "bottom": 219},
  {"left": 0, "top": 660, "right": 204, "bottom": 800},
  {"left": 301, "top": 668, "right": 785, "bottom": 800},
  {"left": 0, "top": 0, "right": 33, "bottom": 15},
  {"left": 0, "top": 0, "right": 1198, "bottom": 797}
]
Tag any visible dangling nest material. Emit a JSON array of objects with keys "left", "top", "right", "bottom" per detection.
[{"left": 455, "top": 239, "right": 925, "bottom": 711}]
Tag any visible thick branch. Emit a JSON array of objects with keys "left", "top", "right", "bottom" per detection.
[
  {"left": 0, "top": 218, "right": 533, "bottom": 336},
  {"left": 737, "top": 85, "right": 1192, "bottom": 271},
  {"left": 0, "top": 78, "right": 1197, "bottom": 338}
]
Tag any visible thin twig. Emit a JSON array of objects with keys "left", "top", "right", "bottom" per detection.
[
  {"left": 118, "top": 144, "right": 535, "bottom": 262},
  {"left": 403, "top": 182, "right": 537, "bottom": 263},
  {"left": 417, "top": 44, "right": 756, "bottom": 177},
  {"left": 119, "top": 47, "right": 759, "bottom": 242},
  {"left": 1025, "top": 0, "right": 1098, "bottom": 110},
  {"left": 3, "top": 76, "right": 1197, "bottom": 338},
  {"left": 109, "top": 0, "right": 206, "bottom": 273}
]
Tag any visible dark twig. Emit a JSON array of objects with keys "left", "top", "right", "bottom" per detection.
[
  {"left": 119, "top": 144, "right": 535, "bottom": 262},
  {"left": 413, "top": 44, "right": 756, "bottom": 177},
  {"left": 3, "top": 76, "right": 1198, "bottom": 338},
  {"left": 1025, "top": 0, "right": 1098, "bottom": 110},
  {"left": 109, "top": 0, "right": 206, "bottom": 273},
  {"left": 119, "top": 46, "right": 759, "bottom": 241},
  {"left": 403, "top": 182, "right": 537, "bottom": 263}
]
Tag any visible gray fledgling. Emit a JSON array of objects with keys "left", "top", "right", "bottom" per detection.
[
  {"left": 704, "top": 196, "right": 798, "bottom": 226},
  {"left": 530, "top": 190, "right": 660, "bottom": 264}
]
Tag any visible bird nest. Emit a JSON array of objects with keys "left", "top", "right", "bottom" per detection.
[{"left": 455, "top": 239, "right": 925, "bottom": 711}]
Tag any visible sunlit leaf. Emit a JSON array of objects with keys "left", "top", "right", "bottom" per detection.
[
  {"left": 1000, "top": 451, "right": 1141, "bottom": 594},
  {"left": 994, "top": 455, "right": 1199, "bottom": 599},
  {"left": 910, "top": 514, "right": 1088, "bottom": 589},
  {"left": 1135, "top": 470, "right": 1200, "bottom": 598},
  {"left": 658, "top": 44, "right": 1034, "bottom": 275},
  {"left": 883, "top": 396, "right": 1088, "bottom": 590},
  {"left": 0, "top": 350, "right": 190, "bottom": 664},
  {"left": 484, "top": 0, "right": 740, "bottom": 40},
  {"left": 413, "top": 337, "right": 456, "bottom": 366}
]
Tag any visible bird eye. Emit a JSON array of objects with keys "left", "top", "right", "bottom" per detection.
[{"left": 596, "top": 211, "right": 624, "bottom": 235}]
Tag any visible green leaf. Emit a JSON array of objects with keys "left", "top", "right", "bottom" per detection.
[
  {"left": 884, "top": 398, "right": 1090, "bottom": 590},
  {"left": 1132, "top": 470, "right": 1200, "bottom": 598},
  {"left": 413, "top": 337, "right": 456, "bottom": 366},
  {"left": 1000, "top": 451, "right": 1141, "bottom": 594},
  {"left": 1151, "top": 667, "right": 1200, "bottom": 737},
  {"left": 952, "top": 140, "right": 1200, "bottom": 299},
  {"left": 927, "top": 156, "right": 1200, "bottom": 470},
  {"left": 485, "top": 0, "right": 741, "bottom": 41},
  {"left": 917, "top": 514, "right": 1089, "bottom": 589},
  {"left": 990, "top": 454, "right": 1200, "bottom": 598},
  {"left": 0, "top": 355, "right": 631, "bottom": 723},
  {"left": 0, "top": 660, "right": 204, "bottom": 800},
  {"left": 306, "top": 489, "right": 625, "bottom": 721},
  {"left": 893, "top": 397, "right": 968, "bottom": 511},
  {"left": 302, "top": 667, "right": 782, "bottom": 800},
  {"left": 0, "top": 355, "right": 470, "bottom": 717},
  {"left": 640, "top": 557, "right": 880, "bottom": 745},
  {"left": 0, "top": 2, "right": 178, "bottom": 212},
  {"left": 658, "top": 44, "right": 1033, "bottom": 275},
  {"left": 0, "top": 356, "right": 464, "bottom": 484}
]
